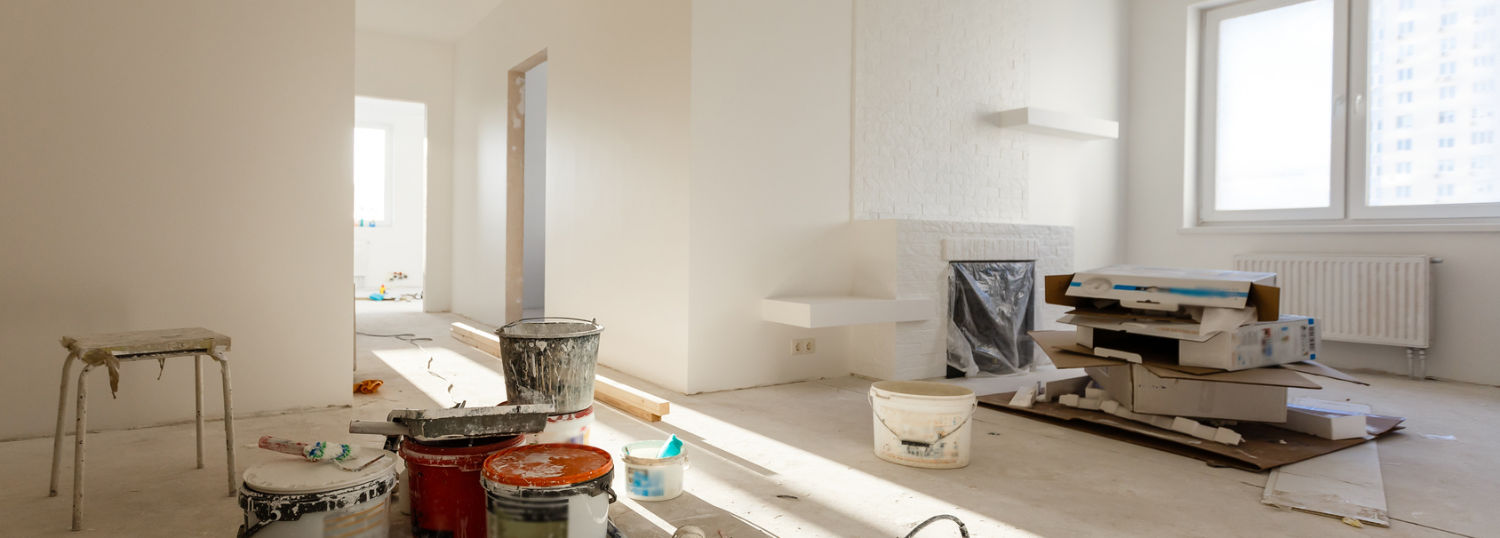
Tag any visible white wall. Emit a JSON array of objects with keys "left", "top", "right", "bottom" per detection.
[
  {"left": 355, "top": 30, "right": 455, "bottom": 311},
  {"left": 355, "top": 97, "right": 426, "bottom": 294},
  {"left": 687, "top": 0, "right": 856, "bottom": 393},
  {"left": 0, "top": 1, "right": 354, "bottom": 439},
  {"left": 522, "top": 62, "right": 548, "bottom": 313},
  {"left": 452, "top": 0, "right": 693, "bottom": 392},
  {"left": 1025, "top": 0, "right": 1129, "bottom": 271},
  {"left": 852, "top": 0, "right": 1031, "bottom": 222},
  {"left": 1128, "top": 0, "right": 1500, "bottom": 385}
]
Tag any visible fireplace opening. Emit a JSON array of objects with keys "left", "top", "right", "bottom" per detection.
[{"left": 946, "top": 260, "right": 1036, "bottom": 377}]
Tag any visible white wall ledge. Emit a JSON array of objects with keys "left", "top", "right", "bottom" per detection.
[
  {"left": 762, "top": 296, "right": 931, "bottom": 328},
  {"left": 992, "top": 107, "right": 1119, "bottom": 140}
]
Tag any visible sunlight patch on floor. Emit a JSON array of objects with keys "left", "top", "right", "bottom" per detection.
[{"left": 369, "top": 346, "right": 508, "bottom": 407}]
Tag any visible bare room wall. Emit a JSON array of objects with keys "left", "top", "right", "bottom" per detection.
[
  {"left": 451, "top": 0, "right": 693, "bottom": 392},
  {"left": 687, "top": 0, "right": 857, "bottom": 393},
  {"left": 0, "top": 1, "right": 355, "bottom": 439}
]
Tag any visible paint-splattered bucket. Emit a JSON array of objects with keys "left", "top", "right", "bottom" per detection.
[
  {"left": 481, "top": 443, "right": 616, "bottom": 537},
  {"left": 621, "top": 440, "right": 687, "bottom": 501},
  {"left": 236, "top": 451, "right": 399, "bottom": 537},
  {"left": 525, "top": 405, "right": 595, "bottom": 445},
  {"left": 496, "top": 318, "right": 604, "bottom": 414},
  {"left": 869, "top": 381, "right": 976, "bottom": 469},
  {"left": 399, "top": 435, "right": 524, "bottom": 538}
]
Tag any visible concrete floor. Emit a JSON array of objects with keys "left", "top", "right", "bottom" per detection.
[{"left": 1, "top": 300, "right": 1495, "bottom": 537}]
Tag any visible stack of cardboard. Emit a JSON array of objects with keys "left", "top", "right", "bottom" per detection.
[{"left": 979, "top": 266, "right": 1404, "bottom": 470}]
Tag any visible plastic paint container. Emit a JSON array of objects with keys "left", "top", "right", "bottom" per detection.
[
  {"left": 495, "top": 318, "right": 604, "bottom": 414},
  {"left": 481, "top": 443, "right": 616, "bottom": 537},
  {"left": 621, "top": 440, "right": 687, "bottom": 501},
  {"left": 525, "top": 405, "right": 595, "bottom": 445},
  {"left": 237, "top": 451, "right": 399, "bottom": 537},
  {"left": 869, "top": 381, "right": 977, "bottom": 469},
  {"left": 400, "top": 435, "right": 525, "bottom": 538}
]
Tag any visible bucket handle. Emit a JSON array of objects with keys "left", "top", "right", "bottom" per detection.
[
  {"left": 868, "top": 394, "right": 977, "bottom": 447},
  {"left": 500, "top": 317, "right": 598, "bottom": 332}
]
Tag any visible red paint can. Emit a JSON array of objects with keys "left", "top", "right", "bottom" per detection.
[{"left": 399, "top": 434, "right": 525, "bottom": 538}]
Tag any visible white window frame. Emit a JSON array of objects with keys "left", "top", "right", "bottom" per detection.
[
  {"left": 353, "top": 122, "right": 395, "bottom": 227},
  {"left": 1197, "top": 0, "right": 1500, "bottom": 225},
  {"left": 1199, "top": 0, "right": 1350, "bottom": 223}
]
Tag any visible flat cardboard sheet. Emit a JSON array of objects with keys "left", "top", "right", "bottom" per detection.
[
  {"left": 977, "top": 392, "right": 1404, "bottom": 471},
  {"left": 1031, "top": 330, "right": 1323, "bottom": 389},
  {"left": 1263, "top": 401, "right": 1389, "bottom": 527}
]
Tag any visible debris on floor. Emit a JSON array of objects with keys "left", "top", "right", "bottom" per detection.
[
  {"left": 352, "top": 378, "right": 383, "bottom": 394},
  {"left": 977, "top": 267, "right": 1408, "bottom": 471}
]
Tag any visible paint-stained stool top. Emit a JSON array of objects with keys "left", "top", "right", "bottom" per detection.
[{"left": 61, "top": 327, "right": 231, "bottom": 356}]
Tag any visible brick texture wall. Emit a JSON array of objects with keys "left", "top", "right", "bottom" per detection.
[{"left": 852, "top": 0, "right": 1030, "bottom": 222}]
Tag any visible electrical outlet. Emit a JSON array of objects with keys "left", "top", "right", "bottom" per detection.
[{"left": 791, "top": 338, "right": 816, "bottom": 355}]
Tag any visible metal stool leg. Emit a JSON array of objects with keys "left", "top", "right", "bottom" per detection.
[
  {"left": 72, "top": 363, "right": 94, "bottom": 531},
  {"left": 194, "top": 354, "right": 204, "bottom": 469},
  {"left": 210, "top": 349, "right": 236, "bottom": 496},
  {"left": 50, "top": 351, "right": 77, "bottom": 497}
]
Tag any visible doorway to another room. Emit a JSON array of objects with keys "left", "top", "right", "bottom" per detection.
[
  {"left": 354, "top": 96, "right": 428, "bottom": 307},
  {"left": 510, "top": 55, "right": 548, "bottom": 320}
]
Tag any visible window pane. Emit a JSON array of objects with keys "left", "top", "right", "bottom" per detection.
[
  {"left": 1214, "top": 0, "right": 1335, "bottom": 211},
  {"left": 1367, "top": 0, "right": 1500, "bottom": 206},
  {"left": 353, "top": 127, "right": 387, "bottom": 221}
]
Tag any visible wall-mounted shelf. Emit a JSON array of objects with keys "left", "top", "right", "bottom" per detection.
[
  {"left": 993, "top": 107, "right": 1119, "bottom": 140},
  {"left": 762, "top": 296, "right": 932, "bottom": 328}
]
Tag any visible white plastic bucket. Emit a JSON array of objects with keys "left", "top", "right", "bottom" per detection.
[
  {"left": 621, "top": 440, "right": 686, "bottom": 501},
  {"left": 525, "top": 405, "right": 595, "bottom": 445},
  {"left": 869, "top": 381, "right": 976, "bottom": 469},
  {"left": 237, "top": 451, "right": 399, "bottom": 537}
]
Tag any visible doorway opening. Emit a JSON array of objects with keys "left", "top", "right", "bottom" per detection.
[
  {"left": 354, "top": 96, "right": 428, "bottom": 307},
  {"left": 507, "top": 51, "right": 548, "bottom": 321}
]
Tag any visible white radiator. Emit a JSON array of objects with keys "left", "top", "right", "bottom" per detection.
[{"left": 1233, "top": 254, "right": 1432, "bottom": 349}]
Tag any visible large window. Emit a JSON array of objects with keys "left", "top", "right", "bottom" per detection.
[{"left": 1199, "top": 0, "right": 1500, "bottom": 223}]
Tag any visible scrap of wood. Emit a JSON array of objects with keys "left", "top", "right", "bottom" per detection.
[{"left": 449, "top": 322, "right": 671, "bottom": 422}]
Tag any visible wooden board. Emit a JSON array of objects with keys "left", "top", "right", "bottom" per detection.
[{"left": 449, "top": 322, "right": 670, "bottom": 421}]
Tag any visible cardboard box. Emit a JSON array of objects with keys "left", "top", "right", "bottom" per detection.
[
  {"left": 1030, "top": 330, "right": 1342, "bottom": 422},
  {"left": 1180, "top": 316, "right": 1319, "bottom": 371},
  {"left": 1085, "top": 363, "right": 1289, "bottom": 422},
  {"left": 1063, "top": 265, "right": 1277, "bottom": 311},
  {"left": 1064, "top": 314, "right": 1321, "bottom": 371},
  {"left": 1045, "top": 273, "right": 1280, "bottom": 323},
  {"left": 1274, "top": 404, "right": 1369, "bottom": 440}
]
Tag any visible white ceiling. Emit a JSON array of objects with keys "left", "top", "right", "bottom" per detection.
[{"left": 355, "top": 0, "right": 506, "bottom": 43}]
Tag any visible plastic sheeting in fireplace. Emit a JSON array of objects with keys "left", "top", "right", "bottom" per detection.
[{"left": 947, "top": 261, "right": 1035, "bottom": 377}]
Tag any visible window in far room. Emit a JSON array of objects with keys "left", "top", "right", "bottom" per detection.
[{"left": 1198, "top": 0, "right": 1500, "bottom": 224}]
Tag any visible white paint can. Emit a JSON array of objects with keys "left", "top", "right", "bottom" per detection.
[
  {"left": 621, "top": 440, "right": 686, "bottom": 502},
  {"left": 869, "top": 381, "right": 976, "bottom": 469},
  {"left": 525, "top": 405, "right": 595, "bottom": 445},
  {"left": 237, "top": 452, "right": 399, "bottom": 537}
]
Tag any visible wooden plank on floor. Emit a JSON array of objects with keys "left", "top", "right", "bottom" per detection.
[{"left": 1262, "top": 401, "right": 1389, "bottom": 527}]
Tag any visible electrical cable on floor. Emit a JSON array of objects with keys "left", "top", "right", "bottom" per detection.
[
  {"left": 354, "top": 330, "right": 462, "bottom": 406},
  {"left": 903, "top": 514, "right": 969, "bottom": 538},
  {"left": 355, "top": 331, "right": 433, "bottom": 344}
]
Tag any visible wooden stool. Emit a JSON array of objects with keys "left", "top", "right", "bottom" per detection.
[{"left": 49, "top": 328, "right": 236, "bottom": 531}]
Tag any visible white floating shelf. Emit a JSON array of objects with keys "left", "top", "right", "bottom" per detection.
[
  {"left": 993, "top": 107, "right": 1119, "bottom": 140},
  {"left": 762, "top": 296, "right": 932, "bottom": 328}
]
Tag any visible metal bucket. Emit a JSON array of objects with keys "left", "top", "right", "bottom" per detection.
[{"left": 496, "top": 318, "right": 604, "bottom": 414}]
